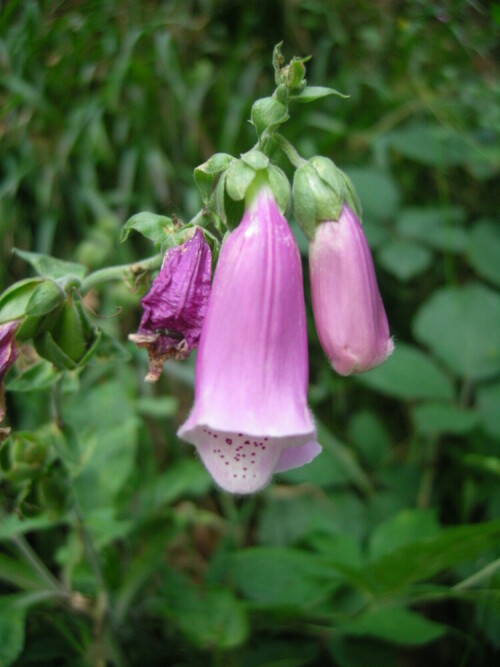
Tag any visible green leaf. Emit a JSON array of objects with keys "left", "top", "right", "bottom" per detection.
[
  {"left": 477, "top": 381, "right": 500, "bottom": 439},
  {"left": 26, "top": 280, "right": 64, "bottom": 317},
  {"left": 377, "top": 240, "right": 433, "bottom": 281},
  {"left": 360, "top": 520, "right": 500, "bottom": 593},
  {"left": 413, "top": 283, "right": 500, "bottom": 381},
  {"left": 0, "top": 514, "right": 63, "bottom": 541},
  {"left": 338, "top": 607, "right": 446, "bottom": 646},
  {"left": 328, "top": 636, "right": 397, "bottom": 667},
  {"left": 347, "top": 411, "right": 391, "bottom": 468},
  {"left": 290, "top": 85, "right": 349, "bottom": 103},
  {"left": 0, "top": 596, "right": 27, "bottom": 666},
  {"left": 157, "top": 571, "right": 249, "bottom": 650},
  {"left": 225, "top": 159, "right": 256, "bottom": 201},
  {"left": 463, "top": 453, "right": 500, "bottom": 478},
  {"left": 135, "top": 396, "right": 178, "bottom": 419},
  {"left": 5, "top": 361, "right": 62, "bottom": 393},
  {"left": 386, "top": 123, "right": 470, "bottom": 166},
  {"left": 0, "top": 279, "right": 43, "bottom": 324},
  {"left": 137, "top": 459, "right": 212, "bottom": 512},
  {"left": 467, "top": 221, "right": 500, "bottom": 287},
  {"left": 0, "top": 553, "right": 46, "bottom": 591},
  {"left": 13, "top": 249, "right": 87, "bottom": 281},
  {"left": 344, "top": 167, "right": 400, "bottom": 222},
  {"left": 396, "top": 207, "right": 468, "bottom": 253},
  {"left": 231, "top": 548, "right": 337, "bottom": 609},
  {"left": 251, "top": 96, "right": 289, "bottom": 137},
  {"left": 411, "top": 402, "right": 479, "bottom": 436},
  {"left": 194, "top": 152, "right": 234, "bottom": 203},
  {"left": 120, "top": 212, "right": 175, "bottom": 246},
  {"left": 357, "top": 343, "right": 454, "bottom": 400},
  {"left": 369, "top": 509, "right": 441, "bottom": 560}
]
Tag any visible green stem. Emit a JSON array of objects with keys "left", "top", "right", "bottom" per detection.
[
  {"left": 454, "top": 556, "right": 500, "bottom": 591},
  {"left": 273, "top": 133, "right": 307, "bottom": 167},
  {"left": 80, "top": 254, "right": 162, "bottom": 294},
  {"left": 11, "top": 532, "right": 67, "bottom": 595}
]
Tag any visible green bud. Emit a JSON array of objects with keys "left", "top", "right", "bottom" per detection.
[
  {"left": 34, "top": 295, "right": 97, "bottom": 369},
  {"left": 292, "top": 157, "right": 363, "bottom": 239},
  {"left": 286, "top": 57, "right": 307, "bottom": 90}
]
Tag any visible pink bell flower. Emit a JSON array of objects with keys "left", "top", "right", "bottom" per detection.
[
  {"left": 309, "top": 204, "right": 393, "bottom": 375},
  {"left": 130, "top": 228, "right": 212, "bottom": 382},
  {"left": 178, "top": 186, "right": 320, "bottom": 494}
]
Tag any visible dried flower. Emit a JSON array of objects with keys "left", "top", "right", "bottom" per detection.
[
  {"left": 130, "top": 228, "right": 212, "bottom": 382},
  {"left": 178, "top": 186, "right": 320, "bottom": 494}
]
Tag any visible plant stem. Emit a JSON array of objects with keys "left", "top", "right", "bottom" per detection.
[
  {"left": 454, "top": 556, "right": 500, "bottom": 591},
  {"left": 11, "top": 532, "right": 67, "bottom": 595},
  {"left": 80, "top": 254, "right": 162, "bottom": 294},
  {"left": 273, "top": 133, "right": 307, "bottom": 167}
]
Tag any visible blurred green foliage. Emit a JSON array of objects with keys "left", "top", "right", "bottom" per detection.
[{"left": 1, "top": 0, "right": 500, "bottom": 665}]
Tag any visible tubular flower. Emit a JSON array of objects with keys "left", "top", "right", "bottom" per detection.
[
  {"left": 0, "top": 321, "right": 19, "bottom": 427},
  {"left": 309, "top": 204, "right": 393, "bottom": 375},
  {"left": 130, "top": 228, "right": 212, "bottom": 382},
  {"left": 178, "top": 186, "right": 321, "bottom": 494}
]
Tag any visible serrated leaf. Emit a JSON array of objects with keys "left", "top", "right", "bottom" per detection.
[
  {"left": 120, "top": 212, "right": 175, "bottom": 246},
  {"left": 13, "top": 249, "right": 87, "bottom": 281},
  {"left": 290, "top": 85, "right": 349, "bottom": 102}
]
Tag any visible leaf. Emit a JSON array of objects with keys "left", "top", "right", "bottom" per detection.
[
  {"left": 120, "top": 212, "right": 175, "bottom": 246},
  {"left": 467, "top": 221, "right": 500, "bottom": 287},
  {"left": 411, "top": 402, "right": 479, "bottom": 436},
  {"left": 290, "top": 85, "right": 349, "bottom": 103},
  {"left": 135, "top": 396, "right": 178, "bottom": 419},
  {"left": 231, "top": 548, "right": 338, "bottom": 609},
  {"left": 347, "top": 411, "right": 391, "bottom": 467},
  {"left": 0, "top": 596, "right": 27, "bottom": 666},
  {"left": 0, "top": 553, "right": 46, "bottom": 591},
  {"left": 338, "top": 606, "right": 446, "bottom": 646},
  {"left": 396, "top": 207, "right": 468, "bottom": 253},
  {"left": 369, "top": 509, "right": 441, "bottom": 560},
  {"left": 251, "top": 96, "right": 289, "bottom": 137},
  {"left": 0, "top": 279, "right": 43, "bottom": 324},
  {"left": 386, "top": 123, "right": 470, "bottom": 166},
  {"left": 137, "top": 459, "right": 212, "bottom": 512},
  {"left": 5, "top": 361, "right": 62, "bottom": 393},
  {"left": 157, "top": 570, "right": 249, "bottom": 650},
  {"left": 413, "top": 283, "right": 500, "bottom": 381},
  {"left": 356, "top": 343, "right": 454, "bottom": 400},
  {"left": 344, "top": 167, "right": 400, "bottom": 222},
  {"left": 477, "top": 381, "right": 500, "bottom": 439},
  {"left": 377, "top": 240, "right": 433, "bottom": 281},
  {"left": 360, "top": 520, "right": 500, "bottom": 593},
  {"left": 0, "top": 513, "right": 63, "bottom": 541},
  {"left": 13, "top": 249, "right": 87, "bottom": 280}
]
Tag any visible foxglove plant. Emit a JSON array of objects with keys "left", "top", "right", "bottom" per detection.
[
  {"left": 129, "top": 228, "right": 212, "bottom": 382},
  {"left": 178, "top": 184, "right": 320, "bottom": 494}
]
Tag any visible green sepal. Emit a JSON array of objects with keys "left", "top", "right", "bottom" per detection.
[
  {"left": 25, "top": 280, "right": 64, "bottom": 318},
  {"left": 292, "top": 156, "right": 362, "bottom": 239},
  {"left": 0, "top": 278, "right": 44, "bottom": 325},
  {"left": 194, "top": 153, "right": 234, "bottom": 203},
  {"left": 267, "top": 165, "right": 291, "bottom": 214},
  {"left": 215, "top": 172, "right": 245, "bottom": 230},
  {"left": 225, "top": 160, "right": 257, "bottom": 201},
  {"left": 240, "top": 150, "right": 269, "bottom": 171}
]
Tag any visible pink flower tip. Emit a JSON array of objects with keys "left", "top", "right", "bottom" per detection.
[
  {"left": 129, "top": 228, "right": 212, "bottom": 382},
  {"left": 309, "top": 205, "right": 393, "bottom": 375},
  {"left": 178, "top": 187, "right": 321, "bottom": 494}
]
